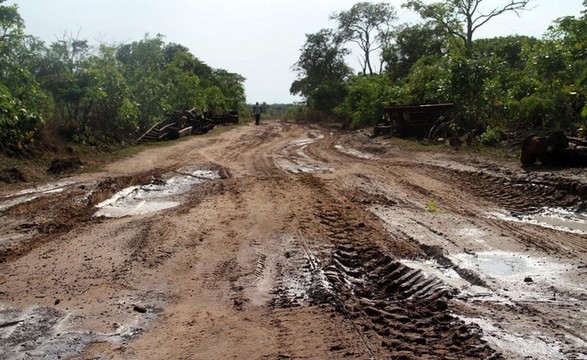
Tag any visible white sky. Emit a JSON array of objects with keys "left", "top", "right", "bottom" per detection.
[{"left": 12, "top": 0, "right": 585, "bottom": 104}]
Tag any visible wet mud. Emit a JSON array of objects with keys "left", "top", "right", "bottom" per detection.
[{"left": 0, "top": 121, "right": 585, "bottom": 359}]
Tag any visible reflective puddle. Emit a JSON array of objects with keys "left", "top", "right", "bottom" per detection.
[
  {"left": 490, "top": 207, "right": 587, "bottom": 235},
  {"left": 0, "top": 180, "right": 86, "bottom": 212},
  {"left": 522, "top": 207, "right": 587, "bottom": 233},
  {"left": 471, "top": 252, "right": 527, "bottom": 276},
  {"left": 403, "top": 251, "right": 579, "bottom": 359},
  {"left": 0, "top": 292, "right": 164, "bottom": 359},
  {"left": 95, "top": 167, "right": 220, "bottom": 218},
  {"left": 334, "top": 144, "right": 377, "bottom": 159}
]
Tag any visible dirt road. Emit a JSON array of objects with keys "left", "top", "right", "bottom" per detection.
[{"left": 1, "top": 120, "right": 586, "bottom": 359}]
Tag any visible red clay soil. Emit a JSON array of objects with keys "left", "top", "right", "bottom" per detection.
[{"left": 0, "top": 120, "right": 585, "bottom": 359}]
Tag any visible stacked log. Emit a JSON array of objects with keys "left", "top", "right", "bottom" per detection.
[{"left": 136, "top": 108, "right": 220, "bottom": 143}]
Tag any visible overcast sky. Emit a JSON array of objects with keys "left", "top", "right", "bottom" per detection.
[{"left": 12, "top": 0, "right": 585, "bottom": 104}]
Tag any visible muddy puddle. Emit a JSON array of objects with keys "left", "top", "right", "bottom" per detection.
[
  {"left": 95, "top": 167, "right": 220, "bottom": 218},
  {"left": 404, "top": 250, "right": 576, "bottom": 303},
  {"left": 402, "top": 250, "right": 585, "bottom": 359},
  {"left": 0, "top": 292, "right": 164, "bottom": 359},
  {"left": 0, "top": 180, "right": 89, "bottom": 212},
  {"left": 457, "top": 314, "right": 570, "bottom": 360},
  {"left": 334, "top": 144, "right": 377, "bottom": 159},
  {"left": 490, "top": 207, "right": 587, "bottom": 235},
  {"left": 273, "top": 133, "right": 334, "bottom": 174}
]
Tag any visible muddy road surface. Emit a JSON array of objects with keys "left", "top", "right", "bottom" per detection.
[{"left": 1, "top": 120, "right": 586, "bottom": 359}]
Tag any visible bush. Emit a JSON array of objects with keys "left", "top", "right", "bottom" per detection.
[{"left": 478, "top": 126, "right": 505, "bottom": 146}]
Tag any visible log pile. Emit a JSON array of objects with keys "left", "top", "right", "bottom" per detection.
[{"left": 136, "top": 108, "right": 226, "bottom": 143}]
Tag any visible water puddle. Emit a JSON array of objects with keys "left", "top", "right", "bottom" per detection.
[
  {"left": 403, "top": 250, "right": 577, "bottom": 305},
  {"left": 273, "top": 134, "right": 334, "bottom": 174},
  {"left": 522, "top": 207, "right": 587, "bottom": 233},
  {"left": 457, "top": 315, "right": 567, "bottom": 359},
  {"left": 334, "top": 144, "right": 377, "bottom": 159},
  {"left": 14, "top": 181, "right": 77, "bottom": 196},
  {"left": 95, "top": 167, "right": 220, "bottom": 218},
  {"left": 0, "top": 180, "right": 87, "bottom": 212},
  {"left": 471, "top": 252, "right": 527, "bottom": 276},
  {"left": 452, "top": 250, "right": 570, "bottom": 285},
  {"left": 403, "top": 252, "right": 584, "bottom": 358},
  {"left": 489, "top": 207, "right": 587, "bottom": 235}
]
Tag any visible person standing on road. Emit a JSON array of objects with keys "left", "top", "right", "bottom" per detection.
[{"left": 253, "top": 102, "right": 262, "bottom": 125}]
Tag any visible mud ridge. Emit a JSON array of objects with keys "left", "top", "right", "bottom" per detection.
[
  {"left": 302, "top": 186, "right": 503, "bottom": 359},
  {"left": 440, "top": 166, "right": 586, "bottom": 214}
]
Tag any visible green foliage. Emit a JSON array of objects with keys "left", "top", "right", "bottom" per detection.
[
  {"left": 311, "top": 82, "right": 348, "bottom": 114},
  {"left": 0, "top": 0, "right": 44, "bottom": 153},
  {"left": 0, "top": 84, "right": 42, "bottom": 153},
  {"left": 290, "top": 29, "right": 351, "bottom": 100},
  {"left": 478, "top": 126, "right": 504, "bottom": 146},
  {"left": 0, "top": 0, "right": 247, "bottom": 155},
  {"left": 384, "top": 23, "right": 447, "bottom": 80},
  {"left": 336, "top": 74, "right": 403, "bottom": 128},
  {"left": 291, "top": 1, "right": 585, "bottom": 134},
  {"left": 426, "top": 199, "right": 444, "bottom": 213},
  {"left": 405, "top": 0, "right": 532, "bottom": 58},
  {"left": 403, "top": 55, "right": 451, "bottom": 104}
]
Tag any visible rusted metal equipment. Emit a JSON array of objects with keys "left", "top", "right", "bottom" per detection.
[
  {"left": 521, "top": 131, "right": 587, "bottom": 167},
  {"left": 136, "top": 108, "right": 219, "bottom": 143},
  {"left": 375, "top": 103, "right": 454, "bottom": 139}
]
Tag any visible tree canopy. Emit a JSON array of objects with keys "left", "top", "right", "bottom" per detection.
[
  {"left": 404, "top": 0, "right": 532, "bottom": 57},
  {"left": 290, "top": 29, "right": 352, "bottom": 101},
  {"left": 330, "top": 2, "right": 397, "bottom": 75},
  {"left": 0, "top": 1, "right": 247, "bottom": 155},
  {"left": 291, "top": 0, "right": 586, "bottom": 138}
]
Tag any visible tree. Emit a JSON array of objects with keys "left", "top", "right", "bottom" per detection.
[
  {"left": 85, "top": 44, "right": 138, "bottom": 137},
  {"left": 336, "top": 74, "right": 402, "bottom": 128},
  {"left": 290, "top": 29, "right": 351, "bottom": 101},
  {"left": 403, "top": 55, "right": 452, "bottom": 104},
  {"left": 384, "top": 23, "right": 447, "bottom": 80},
  {"left": 116, "top": 35, "right": 168, "bottom": 128},
  {"left": 37, "top": 35, "right": 96, "bottom": 133},
  {"left": 548, "top": 1, "right": 587, "bottom": 121},
  {"left": 0, "top": 0, "right": 44, "bottom": 153},
  {"left": 331, "top": 2, "right": 397, "bottom": 75},
  {"left": 405, "top": 0, "right": 532, "bottom": 58},
  {"left": 211, "top": 69, "right": 246, "bottom": 111}
]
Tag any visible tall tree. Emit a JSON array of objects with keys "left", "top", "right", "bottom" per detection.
[
  {"left": 290, "top": 29, "right": 351, "bottom": 99},
  {"left": 331, "top": 2, "right": 397, "bottom": 75},
  {"left": 384, "top": 23, "right": 447, "bottom": 80},
  {"left": 405, "top": 0, "right": 532, "bottom": 58}
]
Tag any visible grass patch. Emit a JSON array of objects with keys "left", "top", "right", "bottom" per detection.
[{"left": 426, "top": 199, "right": 446, "bottom": 213}]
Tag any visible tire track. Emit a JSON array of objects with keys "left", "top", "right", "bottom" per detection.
[{"left": 293, "top": 179, "right": 503, "bottom": 359}]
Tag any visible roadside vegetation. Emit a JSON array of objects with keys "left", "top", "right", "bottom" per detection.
[
  {"left": 1, "top": 0, "right": 585, "bottom": 177},
  {"left": 290, "top": 0, "right": 587, "bottom": 144},
  {"left": 0, "top": 0, "right": 246, "bottom": 159}
]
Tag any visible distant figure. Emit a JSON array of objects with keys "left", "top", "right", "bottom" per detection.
[{"left": 253, "top": 102, "right": 262, "bottom": 125}]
